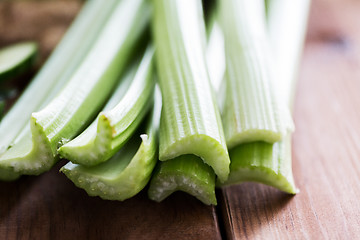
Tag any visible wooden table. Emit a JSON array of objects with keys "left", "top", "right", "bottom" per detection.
[{"left": 1, "top": 0, "right": 360, "bottom": 239}]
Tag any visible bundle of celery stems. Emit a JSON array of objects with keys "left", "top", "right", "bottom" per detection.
[{"left": 0, "top": 0, "right": 310, "bottom": 205}]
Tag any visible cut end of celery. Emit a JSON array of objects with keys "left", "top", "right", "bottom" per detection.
[
  {"left": 148, "top": 155, "right": 217, "bottom": 205},
  {"left": 159, "top": 134, "right": 230, "bottom": 183},
  {"left": 59, "top": 113, "right": 114, "bottom": 166},
  {"left": 220, "top": 139, "right": 297, "bottom": 194},
  {"left": 61, "top": 133, "right": 157, "bottom": 201},
  {"left": 0, "top": 116, "right": 55, "bottom": 176}
]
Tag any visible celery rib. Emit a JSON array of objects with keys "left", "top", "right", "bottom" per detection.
[
  {"left": 0, "top": 0, "right": 150, "bottom": 178},
  {"left": 0, "top": 0, "right": 119, "bottom": 157},
  {"left": 220, "top": 0, "right": 294, "bottom": 148},
  {"left": 59, "top": 48, "right": 155, "bottom": 166},
  {"left": 154, "top": 0, "right": 230, "bottom": 183},
  {"left": 220, "top": 0, "right": 310, "bottom": 193},
  {"left": 61, "top": 88, "right": 161, "bottom": 201}
]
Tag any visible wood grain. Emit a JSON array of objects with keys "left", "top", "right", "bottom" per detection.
[
  {"left": 0, "top": 2, "right": 221, "bottom": 240},
  {"left": 220, "top": 0, "right": 360, "bottom": 239},
  {"left": 0, "top": 161, "right": 221, "bottom": 240}
]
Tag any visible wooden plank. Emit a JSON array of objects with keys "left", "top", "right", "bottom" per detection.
[
  {"left": 220, "top": 0, "right": 360, "bottom": 239},
  {"left": 0, "top": 161, "right": 221, "bottom": 240},
  {"left": 0, "top": 2, "right": 222, "bottom": 240}
]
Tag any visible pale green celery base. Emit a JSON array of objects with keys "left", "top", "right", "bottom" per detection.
[
  {"left": 0, "top": 117, "right": 55, "bottom": 176},
  {"left": 220, "top": 137, "right": 298, "bottom": 194},
  {"left": 61, "top": 133, "right": 157, "bottom": 201},
  {"left": 148, "top": 155, "right": 217, "bottom": 205},
  {"left": 159, "top": 134, "right": 230, "bottom": 183}
]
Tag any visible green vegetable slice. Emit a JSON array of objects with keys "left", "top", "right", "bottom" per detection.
[
  {"left": 0, "top": 42, "right": 38, "bottom": 82},
  {"left": 0, "top": 0, "right": 150, "bottom": 178},
  {"left": 0, "top": 0, "right": 120, "bottom": 156},
  {"left": 220, "top": 0, "right": 310, "bottom": 193},
  {"left": 59, "top": 47, "right": 154, "bottom": 166},
  {"left": 148, "top": 155, "right": 217, "bottom": 205},
  {"left": 154, "top": 0, "right": 230, "bottom": 183},
  {"left": 219, "top": 0, "right": 294, "bottom": 148},
  {"left": 61, "top": 87, "right": 160, "bottom": 201}
]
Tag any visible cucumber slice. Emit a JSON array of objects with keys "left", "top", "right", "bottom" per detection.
[{"left": 0, "top": 42, "right": 38, "bottom": 82}]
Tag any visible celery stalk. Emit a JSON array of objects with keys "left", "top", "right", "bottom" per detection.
[
  {"left": 219, "top": 0, "right": 294, "bottom": 148},
  {"left": 147, "top": 1, "right": 225, "bottom": 205},
  {"left": 0, "top": 0, "right": 150, "bottom": 179},
  {"left": 59, "top": 47, "right": 154, "bottom": 166},
  {"left": 61, "top": 87, "right": 160, "bottom": 201},
  {"left": 154, "top": 0, "right": 230, "bottom": 183},
  {"left": 0, "top": 0, "right": 119, "bottom": 156},
  {"left": 221, "top": 0, "right": 310, "bottom": 193}
]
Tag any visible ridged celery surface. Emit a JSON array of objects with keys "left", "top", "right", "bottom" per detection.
[
  {"left": 147, "top": 3, "right": 225, "bottom": 205},
  {"left": 154, "top": 0, "right": 230, "bottom": 183},
  {"left": 221, "top": 0, "right": 310, "bottom": 193},
  {"left": 0, "top": 42, "right": 38, "bottom": 82},
  {"left": 0, "top": 0, "right": 119, "bottom": 157},
  {"left": 61, "top": 88, "right": 160, "bottom": 201},
  {"left": 59, "top": 48, "right": 154, "bottom": 166},
  {"left": 0, "top": 0, "right": 150, "bottom": 179},
  {"left": 220, "top": 0, "right": 294, "bottom": 148}
]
